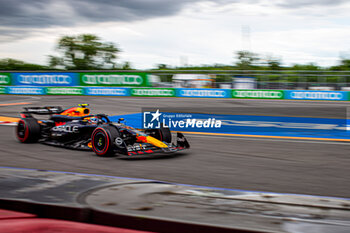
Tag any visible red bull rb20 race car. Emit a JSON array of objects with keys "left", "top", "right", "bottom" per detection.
[{"left": 16, "top": 104, "right": 190, "bottom": 157}]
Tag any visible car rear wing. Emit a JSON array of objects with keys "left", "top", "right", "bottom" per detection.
[{"left": 21, "top": 106, "right": 63, "bottom": 117}]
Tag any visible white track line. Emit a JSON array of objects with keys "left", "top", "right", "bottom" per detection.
[
  {"left": 0, "top": 121, "right": 17, "bottom": 126},
  {"left": 0, "top": 96, "right": 41, "bottom": 105}
]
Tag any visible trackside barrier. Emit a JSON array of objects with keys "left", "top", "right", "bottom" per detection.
[
  {"left": 0, "top": 86, "right": 349, "bottom": 101},
  {"left": 12, "top": 72, "right": 79, "bottom": 86},
  {"left": 0, "top": 86, "right": 6, "bottom": 94},
  {"left": 284, "top": 90, "right": 349, "bottom": 101},
  {"left": 0, "top": 72, "right": 152, "bottom": 87},
  {"left": 232, "top": 89, "right": 284, "bottom": 99},
  {"left": 131, "top": 88, "right": 175, "bottom": 97},
  {"left": 176, "top": 88, "right": 230, "bottom": 98}
]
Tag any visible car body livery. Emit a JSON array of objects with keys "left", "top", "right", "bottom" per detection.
[{"left": 16, "top": 104, "right": 190, "bottom": 157}]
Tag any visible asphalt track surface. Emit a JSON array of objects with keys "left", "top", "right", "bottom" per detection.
[{"left": 0, "top": 95, "right": 350, "bottom": 198}]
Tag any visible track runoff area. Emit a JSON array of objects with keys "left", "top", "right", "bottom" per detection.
[{"left": 1, "top": 95, "right": 350, "bottom": 198}]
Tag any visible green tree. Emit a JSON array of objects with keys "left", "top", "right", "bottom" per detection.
[
  {"left": 265, "top": 55, "right": 282, "bottom": 70},
  {"left": 267, "top": 60, "right": 281, "bottom": 70},
  {"left": 0, "top": 58, "right": 47, "bottom": 70},
  {"left": 121, "top": 61, "right": 132, "bottom": 70},
  {"left": 329, "top": 57, "right": 350, "bottom": 70},
  {"left": 235, "top": 50, "right": 259, "bottom": 69},
  {"left": 340, "top": 59, "right": 350, "bottom": 69},
  {"left": 156, "top": 64, "right": 170, "bottom": 69},
  {"left": 49, "top": 34, "right": 120, "bottom": 70},
  {"left": 291, "top": 63, "right": 320, "bottom": 70}
]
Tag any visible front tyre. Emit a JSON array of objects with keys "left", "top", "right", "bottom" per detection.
[
  {"left": 145, "top": 125, "right": 172, "bottom": 143},
  {"left": 91, "top": 126, "right": 118, "bottom": 157},
  {"left": 16, "top": 118, "right": 41, "bottom": 143}
]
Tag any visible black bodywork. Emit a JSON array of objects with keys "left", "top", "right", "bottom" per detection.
[{"left": 17, "top": 106, "right": 190, "bottom": 157}]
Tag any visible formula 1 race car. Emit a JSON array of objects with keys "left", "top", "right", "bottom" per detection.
[{"left": 16, "top": 104, "right": 190, "bottom": 157}]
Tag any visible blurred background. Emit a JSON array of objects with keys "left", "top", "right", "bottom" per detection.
[
  {"left": 1, "top": 1, "right": 350, "bottom": 233},
  {"left": 1, "top": 0, "right": 350, "bottom": 90}
]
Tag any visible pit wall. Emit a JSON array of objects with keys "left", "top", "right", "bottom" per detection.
[{"left": 0, "top": 86, "right": 349, "bottom": 101}]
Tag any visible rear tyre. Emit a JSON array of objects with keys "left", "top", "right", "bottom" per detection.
[
  {"left": 145, "top": 125, "right": 172, "bottom": 143},
  {"left": 16, "top": 118, "right": 41, "bottom": 143},
  {"left": 91, "top": 126, "right": 119, "bottom": 157}
]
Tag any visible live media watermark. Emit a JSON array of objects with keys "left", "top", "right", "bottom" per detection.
[
  {"left": 142, "top": 109, "right": 222, "bottom": 130},
  {"left": 141, "top": 107, "right": 348, "bottom": 134}
]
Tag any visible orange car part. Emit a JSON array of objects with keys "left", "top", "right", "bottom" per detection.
[
  {"left": 60, "top": 107, "right": 90, "bottom": 117},
  {"left": 136, "top": 135, "right": 168, "bottom": 148}
]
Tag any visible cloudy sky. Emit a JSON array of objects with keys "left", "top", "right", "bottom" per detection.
[{"left": 0, "top": 0, "right": 350, "bottom": 68}]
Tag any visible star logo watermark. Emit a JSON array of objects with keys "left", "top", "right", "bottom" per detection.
[
  {"left": 143, "top": 109, "right": 162, "bottom": 128},
  {"left": 150, "top": 109, "right": 161, "bottom": 122}
]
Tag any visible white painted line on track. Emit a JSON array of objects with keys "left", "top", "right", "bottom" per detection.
[
  {"left": 0, "top": 121, "right": 17, "bottom": 126},
  {"left": 0, "top": 95, "right": 41, "bottom": 105}
]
